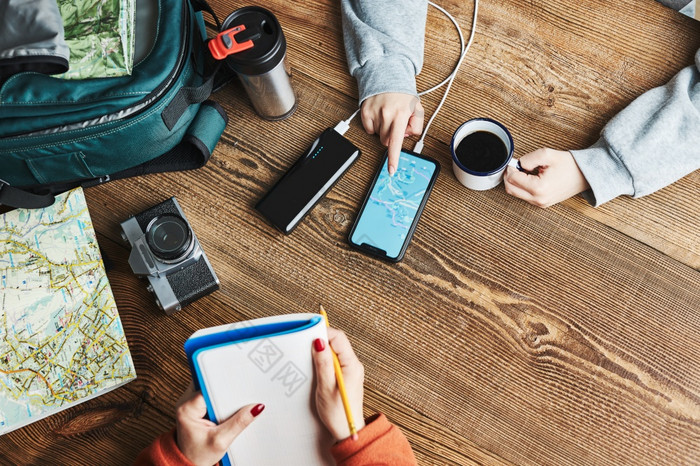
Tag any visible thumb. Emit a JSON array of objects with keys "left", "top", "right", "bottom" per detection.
[
  {"left": 213, "top": 403, "right": 265, "bottom": 448},
  {"left": 518, "top": 148, "right": 553, "bottom": 172},
  {"left": 504, "top": 148, "right": 553, "bottom": 191},
  {"left": 405, "top": 101, "right": 425, "bottom": 137},
  {"left": 176, "top": 390, "right": 209, "bottom": 421},
  {"left": 312, "top": 338, "right": 336, "bottom": 395},
  {"left": 504, "top": 164, "right": 542, "bottom": 193}
]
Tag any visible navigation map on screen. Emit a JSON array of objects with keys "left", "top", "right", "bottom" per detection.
[{"left": 350, "top": 151, "right": 437, "bottom": 258}]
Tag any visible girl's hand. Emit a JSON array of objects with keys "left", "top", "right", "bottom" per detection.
[
  {"left": 175, "top": 383, "right": 264, "bottom": 465},
  {"left": 504, "top": 148, "right": 590, "bottom": 207},
  {"left": 312, "top": 328, "right": 366, "bottom": 441},
  {"left": 361, "top": 93, "right": 424, "bottom": 176}
]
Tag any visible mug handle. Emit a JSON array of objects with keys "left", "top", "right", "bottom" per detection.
[{"left": 508, "top": 158, "right": 525, "bottom": 172}]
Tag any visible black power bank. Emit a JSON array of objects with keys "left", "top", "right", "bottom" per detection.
[{"left": 256, "top": 128, "right": 360, "bottom": 234}]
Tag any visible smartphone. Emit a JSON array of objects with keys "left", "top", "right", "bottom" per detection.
[
  {"left": 256, "top": 128, "right": 360, "bottom": 234},
  {"left": 348, "top": 149, "right": 440, "bottom": 262}
]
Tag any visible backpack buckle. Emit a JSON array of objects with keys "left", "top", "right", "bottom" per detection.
[
  {"left": 81, "top": 175, "right": 111, "bottom": 188},
  {"left": 208, "top": 25, "right": 255, "bottom": 60}
]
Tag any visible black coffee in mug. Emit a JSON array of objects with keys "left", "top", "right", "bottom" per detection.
[{"left": 455, "top": 131, "right": 508, "bottom": 173}]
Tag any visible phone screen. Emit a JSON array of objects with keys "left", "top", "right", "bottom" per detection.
[{"left": 350, "top": 151, "right": 439, "bottom": 260}]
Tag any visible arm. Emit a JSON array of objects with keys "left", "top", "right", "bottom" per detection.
[
  {"left": 330, "top": 414, "right": 417, "bottom": 466},
  {"left": 133, "top": 429, "right": 195, "bottom": 466},
  {"left": 340, "top": 0, "right": 428, "bottom": 175},
  {"left": 571, "top": 48, "right": 700, "bottom": 206},
  {"left": 340, "top": 0, "right": 427, "bottom": 104},
  {"left": 312, "top": 328, "right": 417, "bottom": 465},
  {"left": 505, "top": 49, "right": 700, "bottom": 207}
]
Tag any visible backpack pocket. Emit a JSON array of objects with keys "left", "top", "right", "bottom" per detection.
[{"left": 26, "top": 151, "right": 95, "bottom": 184}]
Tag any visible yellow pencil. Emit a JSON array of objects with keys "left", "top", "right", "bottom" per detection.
[{"left": 319, "top": 304, "right": 358, "bottom": 440}]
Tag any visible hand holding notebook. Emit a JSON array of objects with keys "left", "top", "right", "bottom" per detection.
[
  {"left": 134, "top": 313, "right": 419, "bottom": 465},
  {"left": 184, "top": 313, "right": 352, "bottom": 465},
  {"left": 174, "top": 384, "right": 265, "bottom": 466}
]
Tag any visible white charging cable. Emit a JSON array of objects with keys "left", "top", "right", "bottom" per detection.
[
  {"left": 333, "top": 107, "right": 360, "bottom": 135},
  {"left": 335, "top": 0, "right": 479, "bottom": 154},
  {"left": 419, "top": 1, "right": 466, "bottom": 97},
  {"left": 413, "top": 0, "right": 478, "bottom": 154}
]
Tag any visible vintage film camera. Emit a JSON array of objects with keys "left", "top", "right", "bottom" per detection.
[{"left": 120, "top": 197, "right": 219, "bottom": 314}]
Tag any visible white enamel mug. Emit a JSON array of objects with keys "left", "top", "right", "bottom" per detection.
[{"left": 451, "top": 118, "right": 517, "bottom": 191}]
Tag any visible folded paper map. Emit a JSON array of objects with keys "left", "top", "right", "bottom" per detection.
[
  {"left": 0, "top": 188, "right": 136, "bottom": 435},
  {"left": 57, "top": 0, "right": 136, "bottom": 79}
]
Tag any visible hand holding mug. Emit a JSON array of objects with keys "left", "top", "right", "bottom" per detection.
[
  {"left": 503, "top": 148, "right": 590, "bottom": 207},
  {"left": 312, "top": 327, "right": 366, "bottom": 441}
]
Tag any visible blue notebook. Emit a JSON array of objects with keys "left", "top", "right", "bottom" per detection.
[{"left": 185, "top": 313, "right": 334, "bottom": 466}]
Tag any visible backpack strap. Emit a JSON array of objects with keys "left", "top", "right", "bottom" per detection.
[
  {"left": 190, "top": 0, "right": 221, "bottom": 30},
  {"left": 161, "top": 65, "right": 220, "bottom": 130},
  {"left": 0, "top": 180, "right": 55, "bottom": 209},
  {"left": 161, "top": 0, "right": 222, "bottom": 130}
]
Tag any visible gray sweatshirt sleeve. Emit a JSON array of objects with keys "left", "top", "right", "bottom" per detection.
[
  {"left": 0, "top": 0, "right": 70, "bottom": 78},
  {"left": 571, "top": 48, "right": 700, "bottom": 206},
  {"left": 340, "top": 0, "right": 428, "bottom": 104}
]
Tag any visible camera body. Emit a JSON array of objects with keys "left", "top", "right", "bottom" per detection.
[{"left": 120, "top": 197, "right": 219, "bottom": 314}]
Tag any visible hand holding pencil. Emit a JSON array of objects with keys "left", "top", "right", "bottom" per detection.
[
  {"left": 312, "top": 314, "right": 366, "bottom": 442},
  {"left": 318, "top": 305, "right": 358, "bottom": 440}
]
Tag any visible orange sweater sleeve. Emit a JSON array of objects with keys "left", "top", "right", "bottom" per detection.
[
  {"left": 134, "top": 414, "right": 415, "bottom": 465},
  {"left": 330, "top": 414, "right": 417, "bottom": 466},
  {"left": 133, "top": 428, "right": 194, "bottom": 466}
]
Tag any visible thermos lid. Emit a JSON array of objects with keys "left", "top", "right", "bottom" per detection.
[{"left": 221, "top": 7, "right": 287, "bottom": 76}]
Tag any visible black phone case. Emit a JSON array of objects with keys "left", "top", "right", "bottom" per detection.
[{"left": 348, "top": 150, "right": 440, "bottom": 262}]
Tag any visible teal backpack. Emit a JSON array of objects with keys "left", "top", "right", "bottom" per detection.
[{"left": 0, "top": 0, "right": 227, "bottom": 209}]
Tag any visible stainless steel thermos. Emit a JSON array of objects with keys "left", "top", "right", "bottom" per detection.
[{"left": 222, "top": 7, "right": 296, "bottom": 120}]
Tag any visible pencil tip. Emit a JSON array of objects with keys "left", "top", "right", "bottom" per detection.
[{"left": 319, "top": 304, "right": 325, "bottom": 312}]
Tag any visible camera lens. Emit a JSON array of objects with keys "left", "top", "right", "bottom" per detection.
[{"left": 146, "top": 214, "right": 193, "bottom": 262}]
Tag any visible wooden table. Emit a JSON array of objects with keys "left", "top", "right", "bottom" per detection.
[{"left": 3, "top": 0, "right": 699, "bottom": 464}]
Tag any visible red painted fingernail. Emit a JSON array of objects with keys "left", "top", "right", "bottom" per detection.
[
  {"left": 314, "top": 338, "right": 325, "bottom": 352},
  {"left": 250, "top": 403, "right": 265, "bottom": 417}
]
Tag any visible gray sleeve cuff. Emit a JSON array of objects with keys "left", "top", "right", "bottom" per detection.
[
  {"left": 570, "top": 138, "right": 635, "bottom": 207},
  {"left": 353, "top": 55, "right": 418, "bottom": 104}
]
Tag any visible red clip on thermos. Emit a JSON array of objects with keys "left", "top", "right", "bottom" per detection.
[{"left": 220, "top": 7, "right": 296, "bottom": 120}]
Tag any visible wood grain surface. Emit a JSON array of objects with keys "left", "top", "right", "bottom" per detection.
[{"left": 2, "top": 0, "right": 699, "bottom": 465}]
